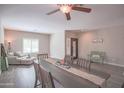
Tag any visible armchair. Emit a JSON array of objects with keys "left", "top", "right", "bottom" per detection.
[{"left": 89, "top": 51, "right": 105, "bottom": 64}]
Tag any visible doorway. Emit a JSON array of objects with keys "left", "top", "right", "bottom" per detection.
[{"left": 71, "top": 38, "right": 78, "bottom": 59}]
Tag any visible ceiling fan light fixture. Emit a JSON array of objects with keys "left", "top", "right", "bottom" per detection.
[{"left": 59, "top": 4, "right": 72, "bottom": 13}]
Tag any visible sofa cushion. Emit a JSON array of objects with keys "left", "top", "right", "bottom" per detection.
[
  {"left": 8, "top": 52, "right": 14, "bottom": 56},
  {"left": 14, "top": 51, "right": 26, "bottom": 57}
]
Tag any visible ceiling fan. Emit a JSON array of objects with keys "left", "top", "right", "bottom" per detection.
[{"left": 46, "top": 4, "right": 92, "bottom": 21}]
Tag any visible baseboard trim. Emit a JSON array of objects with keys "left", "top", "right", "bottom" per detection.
[{"left": 104, "top": 62, "right": 124, "bottom": 67}]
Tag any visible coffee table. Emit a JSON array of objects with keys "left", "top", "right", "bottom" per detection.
[{"left": 17, "top": 57, "right": 36, "bottom": 65}]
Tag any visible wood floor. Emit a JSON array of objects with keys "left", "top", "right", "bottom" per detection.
[
  {"left": 0, "top": 65, "right": 35, "bottom": 88},
  {"left": 0, "top": 63, "right": 124, "bottom": 88}
]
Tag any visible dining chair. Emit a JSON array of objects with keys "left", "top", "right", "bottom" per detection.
[
  {"left": 37, "top": 53, "right": 48, "bottom": 61},
  {"left": 77, "top": 58, "right": 91, "bottom": 71},
  {"left": 64, "top": 55, "right": 74, "bottom": 65},
  {"left": 38, "top": 65, "right": 55, "bottom": 88},
  {"left": 38, "top": 65, "right": 63, "bottom": 88},
  {"left": 33, "top": 61, "right": 41, "bottom": 88}
]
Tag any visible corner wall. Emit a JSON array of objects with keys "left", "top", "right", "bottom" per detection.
[{"left": 50, "top": 31, "right": 65, "bottom": 59}]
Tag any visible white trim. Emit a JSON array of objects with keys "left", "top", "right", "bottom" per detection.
[{"left": 104, "top": 62, "right": 124, "bottom": 68}]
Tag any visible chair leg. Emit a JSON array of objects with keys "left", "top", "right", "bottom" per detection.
[
  {"left": 88, "top": 63, "right": 91, "bottom": 72},
  {"left": 34, "top": 76, "right": 38, "bottom": 88},
  {"left": 103, "top": 80, "right": 107, "bottom": 88},
  {"left": 34, "top": 79, "right": 41, "bottom": 88}
]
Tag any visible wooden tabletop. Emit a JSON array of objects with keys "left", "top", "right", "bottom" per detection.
[{"left": 39, "top": 59, "right": 100, "bottom": 88}]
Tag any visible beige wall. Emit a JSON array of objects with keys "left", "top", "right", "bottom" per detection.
[
  {"left": 78, "top": 25, "right": 124, "bottom": 67},
  {"left": 50, "top": 31, "right": 65, "bottom": 59},
  {"left": 4, "top": 29, "right": 50, "bottom": 56}
]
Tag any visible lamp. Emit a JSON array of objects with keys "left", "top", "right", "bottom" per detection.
[
  {"left": 59, "top": 4, "right": 72, "bottom": 13},
  {"left": 7, "top": 41, "right": 12, "bottom": 53}
]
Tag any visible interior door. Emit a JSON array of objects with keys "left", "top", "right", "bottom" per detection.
[{"left": 71, "top": 38, "right": 78, "bottom": 59}]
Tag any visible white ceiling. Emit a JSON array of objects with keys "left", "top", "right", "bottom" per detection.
[{"left": 0, "top": 4, "right": 124, "bottom": 33}]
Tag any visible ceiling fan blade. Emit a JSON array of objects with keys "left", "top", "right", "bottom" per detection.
[
  {"left": 46, "top": 9, "right": 60, "bottom": 15},
  {"left": 72, "top": 6, "right": 91, "bottom": 13},
  {"left": 73, "top": 4, "right": 84, "bottom": 7},
  {"left": 65, "top": 13, "right": 71, "bottom": 20}
]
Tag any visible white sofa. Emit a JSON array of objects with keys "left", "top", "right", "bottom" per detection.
[
  {"left": 7, "top": 52, "right": 35, "bottom": 65},
  {"left": 7, "top": 55, "right": 20, "bottom": 64}
]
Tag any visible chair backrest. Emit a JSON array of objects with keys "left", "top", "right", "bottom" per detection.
[
  {"left": 39, "top": 65, "right": 55, "bottom": 88},
  {"left": 37, "top": 54, "right": 48, "bottom": 61},
  {"left": 77, "top": 58, "right": 91, "bottom": 71},
  {"left": 33, "top": 61, "right": 41, "bottom": 82},
  {"left": 64, "top": 55, "right": 74, "bottom": 65}
]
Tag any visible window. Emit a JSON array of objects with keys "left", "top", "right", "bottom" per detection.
[{"left": 23, "top": 38, "right": 39, "bottom": 53}]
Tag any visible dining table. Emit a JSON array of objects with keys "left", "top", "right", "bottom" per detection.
[{"left": 39, "top": 58, "right": 109, "bottom": 88}]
